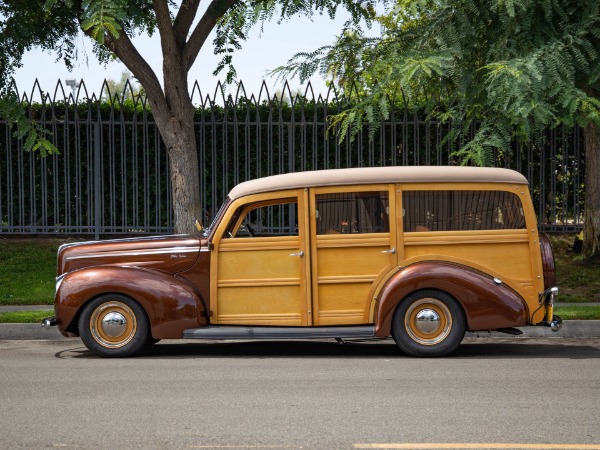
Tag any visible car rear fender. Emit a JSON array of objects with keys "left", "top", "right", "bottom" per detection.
[
  {"left": 374, "top": 261, "right": 528, "bottom": 337},
  {"left": 56, "top": 266, "right": 208, "bottom": 339}
]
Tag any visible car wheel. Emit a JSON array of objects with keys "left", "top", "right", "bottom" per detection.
[
  {"left": 392, "top": 290, "right": 466, "bottom": 357},
  {"left": 79, "top": 295, "right": 149, "bottom": 357}
]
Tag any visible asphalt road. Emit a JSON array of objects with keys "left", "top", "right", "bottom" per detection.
[{"left": 1, "top": 337, "right": 599, "bottom": 450}]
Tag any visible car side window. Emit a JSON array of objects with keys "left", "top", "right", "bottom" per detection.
[
  {"left": 315, "top": 191, "right": 389, "bottom": 234},
  {"left": 403, "top": 190, "right": 526, "bottom": 232},
  {"left": 229, "top": 200, "right": 298, "bottom": 238}
]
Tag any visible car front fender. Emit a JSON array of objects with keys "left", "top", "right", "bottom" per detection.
[{"left": 56, "top": 266, "right": 208, "bottom": 339}]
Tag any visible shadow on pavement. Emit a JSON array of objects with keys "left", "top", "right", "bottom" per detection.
[{"left": 59, "top": 337, "right": 599, "bottom": 360}]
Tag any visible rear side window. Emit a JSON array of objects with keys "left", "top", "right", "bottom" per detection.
[
  {"left": 316, "top": 191, "right": 389, "bottom": 234},
  {"left": 403, "top": 190, "right": 525, "bottom": 232}
]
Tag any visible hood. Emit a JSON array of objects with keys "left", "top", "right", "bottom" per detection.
[{"left": 57, "top": 235, "right": 204, "bottom": 276}]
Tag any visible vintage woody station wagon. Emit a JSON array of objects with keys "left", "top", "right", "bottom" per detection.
[{"left": 43, "top": 166, "right": 561, "bottom": 357}]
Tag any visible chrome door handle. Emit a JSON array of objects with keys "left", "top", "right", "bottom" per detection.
[
  {"left": 382, "top": 248, "right": 396, "bottom": 255},
  {"left": 290, "top": 250, "right": 304, "bottom": 258}
]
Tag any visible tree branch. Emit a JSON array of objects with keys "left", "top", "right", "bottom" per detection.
[
  {"left": 74, "top": 0, "right": 165, "bottom": 114},
  {"left": 184, "top": 0, "right": 239, "bottom": 72},
  {"left": 102, "top": 30, "right": 166, "bottom": 114},
  {"left": 152, "top": 0, "right": 178, "bottom": 52},
  {"left": 174, "top": 0, "right": 201, "bottom": 45}
]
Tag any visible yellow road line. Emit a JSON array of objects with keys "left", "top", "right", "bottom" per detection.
[
  {"left": 188, "top": 446, "right": 300, "bottom": 449},
  {"left": 353, "top": 444, "right": 600, "bottom": 449}
]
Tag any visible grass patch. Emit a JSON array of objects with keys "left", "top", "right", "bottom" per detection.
[
  {"left": 553, "top": 305, "right": 600, "bottom": 320},
  {"left": 0, "top": 310, "right": 54, "bottom": 323},
  {"left": 0, "top": 238, "right": 65, "bottom": 305},
  {"left": 550, "top": 234, "right": 600, "bottom": 303}
]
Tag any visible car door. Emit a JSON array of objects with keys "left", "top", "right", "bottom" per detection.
[
  {"left": 309, "top": 185, "right": 398, "bottom": 325},
  {"left": 210, "top": 189, "right": 311, "bottom": 326}
]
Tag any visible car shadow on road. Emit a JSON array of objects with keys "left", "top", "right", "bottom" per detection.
[{"left": 115, "top": 337, "right": 600, "bottom": 360}]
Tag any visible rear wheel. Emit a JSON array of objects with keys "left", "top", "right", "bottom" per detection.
[
  {"left": 79, "top": 295, "right": 149, "bottom": 357},
  {"left": 392, "top": 290, "right": 466, "bottom": 357}
]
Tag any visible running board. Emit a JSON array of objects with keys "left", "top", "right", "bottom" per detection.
[{"left": 182, "top": 325, "right": 376, "bottom": 340}]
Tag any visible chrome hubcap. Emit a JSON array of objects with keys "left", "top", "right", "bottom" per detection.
[
  {"left": 90, "top": 301, "right": 137, "bottom": 349},
  {"left": 101, "top": 312, "right": 128, "bottom": 338},
  {"left": 414, "top": 308, "right": 440, "bottom": 334},
  {"left": 405, "top": 298, "right": 452, "bottom": 346}
]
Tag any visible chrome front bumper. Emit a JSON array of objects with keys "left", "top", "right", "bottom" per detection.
[{"left": 41, "top": 316, "right": 57, "bottom": 329}]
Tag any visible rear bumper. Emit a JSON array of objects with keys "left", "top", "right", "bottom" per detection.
[{"left": 539, "top": 287, "right": 562, "bottom": 332}]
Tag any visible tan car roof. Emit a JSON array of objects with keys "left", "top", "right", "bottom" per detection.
[{"left": 228, "top": 166, "right": 528, "bottom": 200}]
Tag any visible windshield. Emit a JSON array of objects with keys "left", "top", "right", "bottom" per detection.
[{"left": 202, "top": 198, "right": 230, "bottom": 237}]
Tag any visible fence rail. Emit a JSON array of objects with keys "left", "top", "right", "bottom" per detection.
[{"left": 0, "top": 80, "right": 584, "bottom": 237}]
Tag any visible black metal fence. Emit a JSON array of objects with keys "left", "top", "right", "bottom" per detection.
[{"left": 0, "top": 80, "right": 584, "bottom": 237}]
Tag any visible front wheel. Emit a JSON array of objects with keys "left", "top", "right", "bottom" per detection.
[
  {"left": 79, "top": 295, "right": 150, "bottom": 357},
  {"left": 391, "top": 290, "right": 466, "bottom": 357}
]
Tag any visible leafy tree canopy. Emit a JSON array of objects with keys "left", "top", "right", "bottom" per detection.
[
  {"left": 0, "top": 0, "right": 378, "bottom": 153},
  {"left": 276, "top": 0, "right": 600, "bottom": 165}
]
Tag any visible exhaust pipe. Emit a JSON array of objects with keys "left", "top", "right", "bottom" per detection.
[{"left": 41, "top": 317, "right": 57, "bottom": 329}]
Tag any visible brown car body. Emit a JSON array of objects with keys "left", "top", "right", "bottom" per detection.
[{"left": 48, "top": 166, "right": 560, "bottom": 357}]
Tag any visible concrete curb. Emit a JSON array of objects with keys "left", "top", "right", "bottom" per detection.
[
  {"left": 465, "top": 320, "right": 600, "bottom": 338},
  {"left": 1, "top": 321, "right": 599, "bottom": 341},
  {"left": 0, "top": 324, "right": 70, "bottom": 341},
  {"left": 0, "top": 305, "right": 54, "bottom": 312}
]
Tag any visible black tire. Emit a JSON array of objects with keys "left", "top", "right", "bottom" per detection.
[
  {"left": 78, "top": 294, "right": 150, "bottom": 357},
  {"left": 391, "top": 290, "right": 466, "bottom": 357},
  {"left": 146, "top": 338, "right": 161, "bottom": 346}
]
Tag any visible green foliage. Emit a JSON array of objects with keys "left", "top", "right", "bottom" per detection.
[
  {"left": 0, "top": 86, "right": 58, "bottom": 155},
  {"left": 0, "top": 239, "right": 59, "bottom": 305},
  {"left": 553, "top": 305, "right": 600, "bottom": 320},
  {"left": 0, "top": 0, "right": 80, "bottom": 154},
  {"left": 79, "top": 0, "right": 126, "bottom": 44},
  {"left": 275, "top": 0, "right": 600, "bottom": 165},
  {"left": 214, "top": 0, "right": 379, "bottom": 84}
]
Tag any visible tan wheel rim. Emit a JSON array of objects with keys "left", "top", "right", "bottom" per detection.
[
  {"left": 404, "top": 298, "right": 452, "bottom": 346},
  {"left": 90, "top": 301, "right": 137, "bottom": 349}
]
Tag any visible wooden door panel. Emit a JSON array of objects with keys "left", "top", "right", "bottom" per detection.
[
  {"left": 212, "top": 191, "right": 309, "bottom": 326},
  {"left": 310, "top": 187, "right": 396, "bottom": 326},
  {"left": 217, "top": 238, "right": 305, "bottom": 325},
  {"left": 217, "top": 286, "right": 303, "bottom": 325}
]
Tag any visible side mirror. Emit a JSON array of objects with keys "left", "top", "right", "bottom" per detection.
[{"left": 195, "top": 220, "right": 204, "bottom": 232}]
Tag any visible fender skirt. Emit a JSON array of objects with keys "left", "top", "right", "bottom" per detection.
[
  {"left": 374, "top": 261, "right": 528, "bottom": 337},
  {"left": 56, "top": 266, "right": 208, "bottom": 339}
]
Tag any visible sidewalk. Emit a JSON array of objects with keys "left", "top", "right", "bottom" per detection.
[{"left": 0, "top": 305, "right": 54, "bottom": 312}]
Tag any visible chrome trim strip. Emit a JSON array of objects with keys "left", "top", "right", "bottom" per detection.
[
  {"left": 59, "top": 235, "right": 196, "bottom": 252},
  {"left": 55, "top": 273, "right": 67, "bottom": 294},
  {"left": 183, "top": 325, "right": 376, "bottom": 340},
  {"left": 65, "top": 247, "right": 200, "bottom": 261}
]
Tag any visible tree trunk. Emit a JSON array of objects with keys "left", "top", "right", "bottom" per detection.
[
  {"left": 583, "top": 121, "right": 600, "bottom": 260},
  {"left": 160, "top": 113, "right": 202, "bottom": 235}
]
